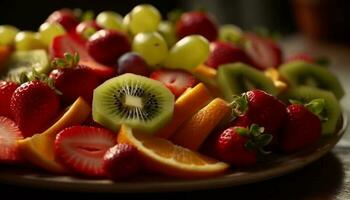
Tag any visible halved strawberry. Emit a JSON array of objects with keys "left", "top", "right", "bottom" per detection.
[
  {"left": 150, "top": 69, "right": 197, "bottom": 97},
  {"left": 50, "top": 33, "right": 115, "bottom": 80},
  {"left": 243, "top": 33, "right": 282, "bottom": 70},
  {"left": 54, "top": 126, "right": 116, "bottom": 177},
  {"left": 0, "top": 116, "right": 23, "bottom": 163}
]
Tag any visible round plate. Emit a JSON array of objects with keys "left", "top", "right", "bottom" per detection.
[{"left": 0, "top": 113, "right": 347, "bottom": 193}]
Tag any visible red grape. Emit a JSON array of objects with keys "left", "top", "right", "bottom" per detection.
[{"left": 117, "top": 52, "right": 150, "bottom": 76}]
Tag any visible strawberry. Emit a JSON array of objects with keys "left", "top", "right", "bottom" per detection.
[
  {"left": 55, "top": 126, "right": 116, "bottom": 177},
  {"left": 280, "top": 100, "right": 323, "bottom": 153},
  {"left": 285, "top": 52, "right": 315, "bottom": 64},
  {"left": 211, "top": 124, "right": 272, "bottom": 167},
  {"left": 243, "top": 33, "right": 282, "bottom": 70},
  {"left": 46, "top": 9, "right": 79, "bottom": 32},
  {"left": 50, "top": 53, "right": 100, "bottom": 104},
  {"left": 50, "top": 33, "right": 115, "bottom": 80},
  {"left": 206, "top": 41, "right": 251, "bottom": 69},
  {"left": 150, "top": 69, "right": 197, "bottom": 97},
  {"left": 87, "top": 29, "right": 131, "bottom": 65},
  {"left": 232, "top": 90, "right": 287, "bottom": 146},
  {"left": 103, "top": 143, "right": 142, "bottom": 180},
  {"left": 0, "top": 116, "right": 23, "bottom": 163},
  {"left": 10, "top": 79, "right": 60, "bottom": 138},
  {"left": 176, "top": 11, "right": 218, "bottom": 41},
  {"left": 0, "top": 81, "right": 18, "bottom": 118}
]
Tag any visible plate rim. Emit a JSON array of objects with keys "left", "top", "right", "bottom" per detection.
[{"left": 0, "top": 113, "right": 347, "bottom": 193}]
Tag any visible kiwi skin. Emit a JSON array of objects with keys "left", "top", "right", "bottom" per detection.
[
  {"left": 92, "top": 73, "right": 175, "bottom": 134},
  {"left": 217, "top": 63, "right": 278, "bottom": 102},
  {"left": 279, "top": 61, "right": 344, "bottom": 100},
  {"left": 279, "top": 86, "right": 341, "bottom": 135}
]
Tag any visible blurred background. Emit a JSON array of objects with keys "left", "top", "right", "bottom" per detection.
[{"left": 1, "top": 0, "right": 350, "bottom": 43}]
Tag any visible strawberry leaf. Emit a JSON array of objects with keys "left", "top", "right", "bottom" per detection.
[{"left": 235, "top": 127, "right": 249, "bottom": 137}]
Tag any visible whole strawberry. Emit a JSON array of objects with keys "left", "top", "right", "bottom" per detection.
[
  {"left": 232, "top": 90, "right": 287, "bottom": 146},
  {"left": 50, "top": 53, "right": 100, "bottom": 104},
  {"left": 103, "top": 143, "right": 142, "bottom": 181},
  {"left": 280, "top": 99, "right": 323, "bottom": 153},
  {"left": 0, "top": 81, "right": 18, "bottom": 118},
  {"left": 176, "top": 11, "right": 218, "bottom": 41},
  {"left": 206, "top": 41, "right": 251, "bottom": 69},
  {"left": 10, "top": 72, "right": 60, "bottom": 137},
  {"left": 212, "top": 124, "right": 272, "bottom": 167}
]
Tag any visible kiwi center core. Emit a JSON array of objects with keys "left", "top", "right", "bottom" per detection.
[{"left": 125, "top": 95, "right": 143, "bottom": 108}]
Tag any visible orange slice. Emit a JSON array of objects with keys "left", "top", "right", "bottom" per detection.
[
  {"left": 0, "top": 45, "right": 12, "bottom": 70},
  {"left": 192, "top": 64, "right": 222, "bottom": 97},
  {"left": 155, "top": 83, "right": 212, "bottom": 139},
  {"left": 118, "top": 125, "right": 229, "bottom": 178},
  {"left": 264, "top": 68, "right": 288, "bottom": 92},
  {"left": 171, "top": 98, "right": 231, "bottom": 150},
  {"left": 17, "top": 97, "right": 91, "bottom": 173}
]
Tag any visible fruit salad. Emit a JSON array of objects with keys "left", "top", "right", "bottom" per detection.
[{"left": 0, "top": 5, "right": 344, "bottom": 181}]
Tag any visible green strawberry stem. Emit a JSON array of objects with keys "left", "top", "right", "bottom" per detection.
[
  {"left": 234, "top": 124, "right": 273, "bottom": 154},
  {"left": 289, "top": 98, "right": 327, "bottom": 121},
  {"left": 51, "top": 52, "right": 80, "bottom": 69}
]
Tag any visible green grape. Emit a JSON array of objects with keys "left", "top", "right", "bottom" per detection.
[
  {"left": 219, "top": 24, "right": 243, "bottom": 45},
  {"left": 96, "top": 11, "right": 125, "bottom": 32},
  {"left": 132, "top": 32, "right": 168, "bottom": 67},
  {"left": 164, "top": 35, "right": 210, "bottom": 71},
  {"left": 158, "top": 21, "right": 177, "bottom": 47},
  {"left": 38, "top": 22, "right": 66, "bottom": 46},
  {"left": 126, "top": 4, "right": 161, "bottom": 35},
  {"left": 0, "top": 25, "right": 19, "bottom": 46},
  {"left": 15, "top": 31, "right": 45, "bottom": 51}
]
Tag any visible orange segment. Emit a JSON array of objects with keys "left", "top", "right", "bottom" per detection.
[
  {"left": 192, "top": 64, "right": 222, "bottom": 97},
  {"left": 171, "top": 98, "right": 231, "bottom": 150},
  {"left": 265, "top": 68, "right": 288, "bottom": 92},
  {"left": 0, "top": 45, "right": 12, "bottom": 70},
  {"left": 118, "top": 125, "right": 229, "bottom": 178},
  {"left": 155, "top": 83, "right": 212, "bottom": 139},
  {"left": 17, "top": 97, "right": 91, "bottom": 173}
]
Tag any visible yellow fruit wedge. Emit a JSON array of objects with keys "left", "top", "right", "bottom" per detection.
[
  {"left": 0, "top": 45, "right": 12, "bottom": 70},
  {"left": 118, "top": 125, "right": 229, "bottom": 178},
  {"left": 171, "top": 98, "right": 231, "bottom": 150},
  {"left": 192, "top": 64, "right": 222, "bottom": 97},
  {"left": 155, "top": 83, "right": 212, "bottom": 139},
  {"left": 17, "top": 97, "right": 91, "bottom": 173},
  {"left": 264, "top": 68, "right": 288, "bottom": 93}
]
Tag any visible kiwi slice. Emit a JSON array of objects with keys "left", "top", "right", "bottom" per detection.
[
  {"left": 281, "top": 86, "right": 341, "bottom": 135},
  {"left": 217, "top": 63, "right": 278, "bottom": 101},
  {"left": 93, "top": 73, "right": 175, "bottom": 134},
  {"left": 2, "top": 50, "right": 50, "bottom": 79},
  {"left": 279, "top": 61, "right": 344, "bottom": 99}
]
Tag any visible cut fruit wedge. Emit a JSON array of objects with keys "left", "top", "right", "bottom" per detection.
[
  {"left": 117, "top": 125, "right": 229, "bottom": 178},
  {"left": 264, "top": 68, "right": 288, "bottom": 93},
  {"left": 17, "top": 97, "right": 91, "bottom": 173},
  {"left": 192, "top": 64, "right": 221, "bottom": 97},
  {"left": 0, "top": 45, "right": 12, "bottom": 71},
  {"left": 155, "top": 83, "right": 212, "bottom": 139}
]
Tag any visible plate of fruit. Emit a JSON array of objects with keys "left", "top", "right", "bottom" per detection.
[{"left": 0, "top": 4, "right": 346, "bottom": 193}]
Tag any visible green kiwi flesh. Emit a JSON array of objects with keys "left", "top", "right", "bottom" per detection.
[
  {"left": 1, "top": 50, "right": 50, "bottom": 80},
  {"left": 280, "top": 86, "right": 341, "bottom": 135},
  {"left": 279, "top": 61, "right": 344, "bottom": 99},
  {"left": 93, "top": 73, "right": 175, "bottom": 134},
  {"left": 217, "top": 63, "right": 278, "bottom": 101}
]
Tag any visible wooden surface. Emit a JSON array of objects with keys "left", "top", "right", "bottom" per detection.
[{"left": 0, "top": 35, "right": 349, "bottom": 199}]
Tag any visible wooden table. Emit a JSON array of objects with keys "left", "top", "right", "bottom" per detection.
[{"left": 0, "top": 35, "right": 349, "bottom": 199}]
